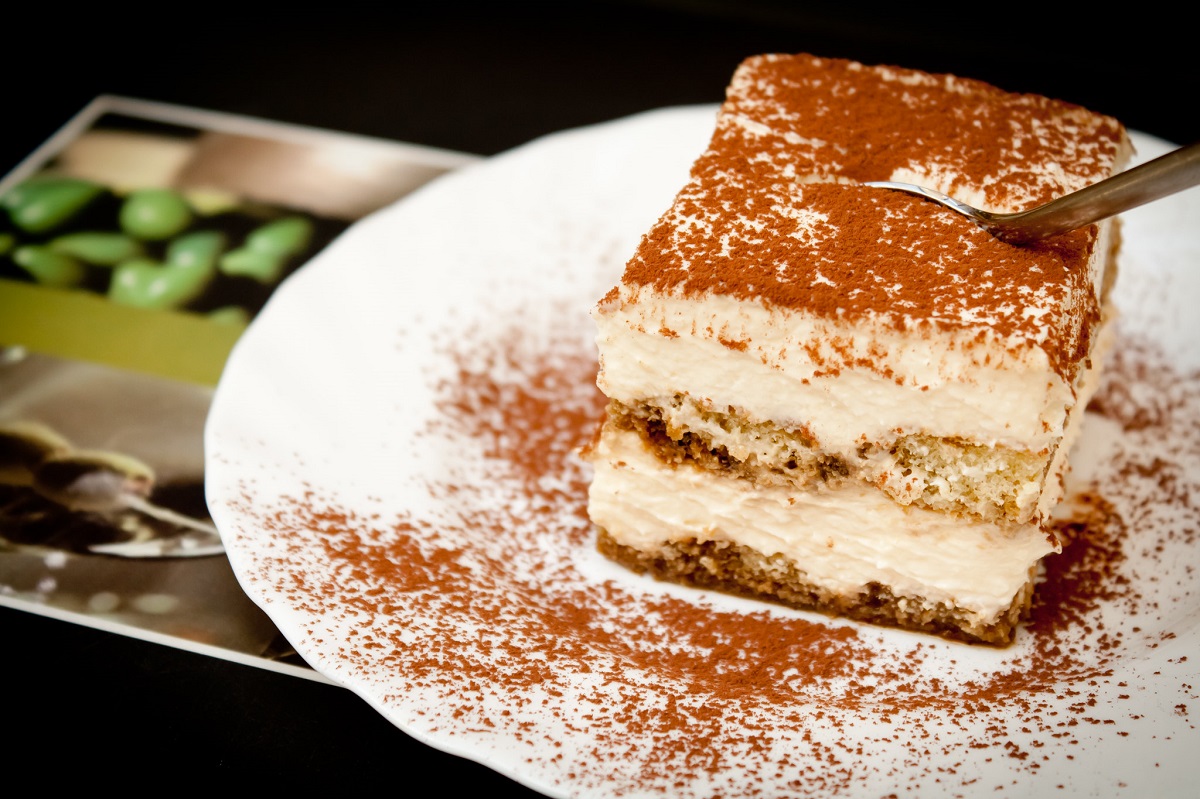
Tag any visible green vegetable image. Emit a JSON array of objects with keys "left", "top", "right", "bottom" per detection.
[
  {"left": 219, "top": 216, "right": 313, "bottom": 283},
  {"left": 165, "top": 229, "right": 225, "bottom": 271},
  {"left": 207, "top": 305, "right": 250, "bottom": 326},
  {"left": 0, "top": 165, "right": 338, "bottom": 325},
  {"left": 11, "top": 245, "right": 87, "bottom": 288},
  {"left": 48, "top": 231, "right": 145, "bottom": 266},
  {"left": 216, "top": 248, "right": 285, "bottom": 283},
  {"left": 108, "top": 230, "right": 224, "bottom": 309},
  {"left": 245, "top": 216, "right": 313, "bottom": 255},
  {"left": 2, "top": 176, "right": 105, "bottom": 234},
  {"left": 118, "top": 188, "right": 194, "bottom": 240}
]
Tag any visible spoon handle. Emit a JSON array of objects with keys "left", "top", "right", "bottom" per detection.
[{"left": 998, "top": 141, "right": 1200, "bottom": 242}]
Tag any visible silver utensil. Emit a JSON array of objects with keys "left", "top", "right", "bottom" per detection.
[
  {"left": 864, "top": 141, "right": 1200, "bottom": 245},
  {"left": 88, "top": 529, "right": 225, "bottom": 559},
  {"left": 1, "top": 422, "right": 224, "bottom": 559}
]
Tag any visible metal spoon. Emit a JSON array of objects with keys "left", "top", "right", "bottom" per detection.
[{"left": 864, "top": 141, "right": 1200, "bottom": 245}]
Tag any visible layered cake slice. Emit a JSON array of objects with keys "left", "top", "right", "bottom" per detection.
[{"left": 583, "top": 53, "right": 1131, "bottom": 645}]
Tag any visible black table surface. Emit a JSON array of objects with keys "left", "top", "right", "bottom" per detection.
[{"left": 4, "top": 2, "right": 1193, "bottom": 789}]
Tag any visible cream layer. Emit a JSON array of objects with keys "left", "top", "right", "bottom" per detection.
[
  {"left": 609, "top": 300, "right": 1115, "bottom": 524},
  {"left": 587, "top": 426, "right": 1059, "bottom": 622},
  {"left": 595, "top": 281, "right": 1105, "bottom": 450},
  {"left": 597, "top": 196, "right": 1118, "bottom": 457}
]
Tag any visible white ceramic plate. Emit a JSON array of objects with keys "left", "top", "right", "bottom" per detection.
[{"left": 205, "top": 106, "right": 1200, "bottom": 799}]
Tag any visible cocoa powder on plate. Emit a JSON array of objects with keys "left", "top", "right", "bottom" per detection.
[{"left": 233, "top": 313, "right": 1197, "bottom": 797}]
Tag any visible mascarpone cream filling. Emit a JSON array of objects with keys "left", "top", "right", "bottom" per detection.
[
  {"left": 595, "top": 291, "right": 1077, "bottom": 455},
  {"left": 588, "top": 427, "right": 1059, "bottom": 620}
]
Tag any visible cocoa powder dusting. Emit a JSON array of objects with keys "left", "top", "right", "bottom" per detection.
[
  {"left": 627, "top": 177, "right": 1098, "bottom": 380},
  {"left": 227, "top": 310, "right": 1197, "bottom": 798},
  {"left": 614, "top": 53, "right": 1126, "bottom": 384},
  {"left": 719, "top": 55, "right": 1124, "bottom": 210}
]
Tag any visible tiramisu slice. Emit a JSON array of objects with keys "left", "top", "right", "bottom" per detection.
[{"left": 583, "top": 53, "right": 1131, "bottom": 645}]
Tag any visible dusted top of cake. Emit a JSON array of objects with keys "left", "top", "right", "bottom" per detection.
[
  {"left": 605, "top": 53, "right": 1130, "bottom": 383},
  {"left": 716, "top": 53, "right": 1124, "bottom": 210}
]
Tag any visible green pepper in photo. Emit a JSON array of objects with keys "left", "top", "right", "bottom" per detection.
[
  {"left": 3, "top": 176, "right": 105, "bottom": 234},
  {"left": 218, "top": 248, "right": 285, "bottom": 283},
  {"left": 12, "top": 244, "right": 87, "bottom": 288},
  {"left": 119, "top": 188, "right": 194, "bottom": 241},
  {"left": 49, "top": 231, "right": 145, "bottom": 266},
  {"left": 246, "top": 216, "right": 313, "bottom": 256},
  {"left": 166, "top": 229, "right": 225, "bottom": 271},
  {"left": 207, "top": 305, "right": 251, "bottom": 326},
  {"left": 219, "top": 216, "right": 313, "bottom": 284},
  {"left": 109, "top": 248, "right": 215, "bottom": 310}
]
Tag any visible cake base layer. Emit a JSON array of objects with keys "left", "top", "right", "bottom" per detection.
[
  {"left": 597, "top": 529, "right": 1034, "bottom": 646},
  {"left": 586, "top": 424, "right": 1057, "bottom": 646}
]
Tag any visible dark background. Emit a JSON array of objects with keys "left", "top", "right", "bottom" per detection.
[
  {"left": 3, "top": 1, "right": 1192, "bottom": 790},
  {"left": 3, "top": 1, "right": 1193, "bottom": 173}
]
